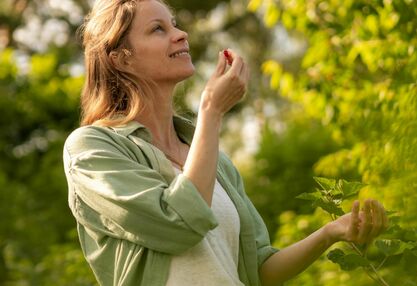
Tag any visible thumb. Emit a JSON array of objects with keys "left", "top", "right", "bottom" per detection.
[{"left": 215, "top": 51, "right": 227, "bottom": 76}]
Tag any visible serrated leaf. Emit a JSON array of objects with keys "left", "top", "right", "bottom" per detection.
[
  {"left": 375, "top": 239, "right": 416, "bottom": 256},
  {"left": 341, "top": 254, "right": 370, "bottom": 270},
  {"left": 329, "top": 188, "right": 344, "bottom": 200},
  {"left": 314, "top": 177, "right": 336, "bottom": 190},
  {"left": 313, "top": 198, "right": 345, "bottom": 216},
  {"left": 327, "top": 248, "right": 345, "bottom": 262},
  {"left": 338, "top": 180, "right": 365, "bottom": 199},
  {"left": 327, "top": 249, "right": 369, "bottom": 271},
  {"left": 296, "top": 192, "right": 322, "bottom": 201}
]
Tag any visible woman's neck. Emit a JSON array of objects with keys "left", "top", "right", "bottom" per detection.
[{"left": 134, "top": 85, "right": 180, "bottom": 151}]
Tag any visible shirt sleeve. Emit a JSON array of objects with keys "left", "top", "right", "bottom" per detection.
[{"left": 64, "top": 127, "right": 218, "bottom": 255}]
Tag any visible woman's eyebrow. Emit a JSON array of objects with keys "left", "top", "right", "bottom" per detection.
[{"left": 147, "top": 16, "right": 176, "bottom": 25}]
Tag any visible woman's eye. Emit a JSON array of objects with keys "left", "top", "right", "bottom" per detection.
[{"left": 153, "top": 25, "right": 163, "bottom": 32}]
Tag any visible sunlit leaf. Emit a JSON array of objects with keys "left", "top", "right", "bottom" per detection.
[
  {"left": 29, "top": 54, "right": 57, "bottom": 81},
  {"left": 296, "top": 191, "right": 322, "bottom": 201},
  {"left": 262, "top": 60, "right": 282, "bottom": 75},
  {"left": 314, "top": 177, "right": 336, "bottom": 190},
  {"left": 375, "top": 239, "right": 416, "bottom": 257},
  {"left": 337, "top": 180, "right": 365, "bottom": 199},
  {"left": 247, "top": 0, "right": 262, "bottom": 12},
  {"left": 365, "top": 15, "right": 379, "bottom": 35},
  {"left": 313, "top": 198, "right": 345, "bottom": 216},
  {"left": 281, "top": 12, "right": 294, "bottom": 29},
  {"left": 264, "top": 3, "right": 280, "bottom": 27},
  {"left": 0, "top": 48, "right": 18, "bottom": 78},
  {"left": 280, "top": 72, "right": 294, "bottom": 96}
]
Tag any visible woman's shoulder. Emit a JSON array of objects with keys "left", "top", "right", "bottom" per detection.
[
  {"left": 64, "top": 125, "right": 128, "bottom": 158},
  {"left": 65, "top": 124, "right": 112, "bottom": 145}
]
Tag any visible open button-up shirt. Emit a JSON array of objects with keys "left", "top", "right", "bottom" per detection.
[{"left": 63, "top": 116, "right": 278, "bottom": 286}]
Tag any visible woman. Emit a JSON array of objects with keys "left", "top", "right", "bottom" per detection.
[{"left": 63, "top": 0, "right": 388, "bottom": 285}]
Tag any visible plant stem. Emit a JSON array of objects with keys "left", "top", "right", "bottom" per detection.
[
  {"left": 377, "top": 256, "right": 388, "bottom": 270},
  {"left": 368, "top": 262, "right": 390, "bottom": 286},
  {"left": 363, "top": 268, "right": 383, "bottom": 285},
  {"left": 349, "top": 242, "right": 390, "bottom": 286}
]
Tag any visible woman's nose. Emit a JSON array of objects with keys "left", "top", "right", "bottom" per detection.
[{"left": 172, "top": 28, "right": 188, "bottom": 42}]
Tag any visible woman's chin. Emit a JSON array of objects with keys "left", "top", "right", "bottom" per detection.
[{"left": 176, "top": 66, "right": 195, "bottom": 82}]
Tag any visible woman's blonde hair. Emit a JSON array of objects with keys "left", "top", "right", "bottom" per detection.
[{"left": 79, "top": 0, "right": 168, "bottom": 126}]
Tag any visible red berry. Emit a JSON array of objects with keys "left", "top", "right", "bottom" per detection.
[{"left": 223, "top": 50, "right": 232, "bottom": 65}]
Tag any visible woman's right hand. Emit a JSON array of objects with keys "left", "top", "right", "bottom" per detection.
[{"left": 200, "top": 49, "right": 250, "bottom": 117}]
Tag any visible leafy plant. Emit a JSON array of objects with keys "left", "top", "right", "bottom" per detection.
[{"left": 297, "top": 177, "right": 417, "bottom": 286}]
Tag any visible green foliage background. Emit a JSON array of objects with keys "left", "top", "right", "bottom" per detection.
[{"left": 0, "top": 0, "right": 416, "bottom": 285}]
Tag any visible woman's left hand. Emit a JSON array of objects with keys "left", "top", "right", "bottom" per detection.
[{"left": 326, "top": 199, "right": 389, "bottom": 245}]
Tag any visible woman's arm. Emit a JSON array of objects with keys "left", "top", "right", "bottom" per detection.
[
  {"left": 183, "top": 50, "right": 249, "bottom": 206},
  {"left": 260, "top": 199, "right": 388, "bottom": 285}
]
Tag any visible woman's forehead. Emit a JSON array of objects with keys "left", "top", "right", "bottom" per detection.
[{"left": 135, "top": 0, "right": 173, "bottom": 24}]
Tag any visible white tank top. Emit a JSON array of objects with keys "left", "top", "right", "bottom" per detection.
[{"left": 165, "top": 168, "right": 244, "bottom": 286}]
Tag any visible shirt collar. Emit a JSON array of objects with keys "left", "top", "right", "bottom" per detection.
[{"left": 107, "top": 115, "right": 195, "bottom": 144}]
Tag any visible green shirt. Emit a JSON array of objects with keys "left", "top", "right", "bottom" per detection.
[{"left": 63, "top": 116, "right": 278, "bottom": 286}]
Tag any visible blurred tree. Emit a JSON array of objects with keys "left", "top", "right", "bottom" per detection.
[
  {"left": 243, "top": 117, "right": 338, "bottom": 235},
  {"left": 247, "top": 0, "right": 417, "bottom": 284}
]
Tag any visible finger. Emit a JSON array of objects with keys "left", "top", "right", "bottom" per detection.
[
  {"left": 380, "top": 201, "right": 389, "bottom": 231},
  {"left": 241, "top": 62, "right": 250, "bottom": 83},
  {"left": 368, "top": 200, "right": 383, "bottom": 239},
  {"left": 377, "top": 201, "right": 387, "bottom": 232},
  {"left": 245, "top": 64, "right": 250, "bottom": 82},
  {"left": 227, "top": 50, "right": 244, "bottom": 75},
  {"left": 349, "top": 200, "right": 360, "bottom": 239},
  {"left": 215, "top": 51, "right": 227, "bottom": 76},
  {"left": 239, "top": 64, "right": 249, "bottom": 97},
  {"left": 358, "top": 199, "right": 373, "bottom": 244},
  {"left": 239, "top": 62, "right": 249, "bottom": 82}
]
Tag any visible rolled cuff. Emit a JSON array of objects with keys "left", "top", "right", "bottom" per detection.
[
  {"left": 258, "top": 246, "right": 279, "bottom": 268},
  {"left": 164, "top": 174, "right": 218, "bottom": 236}
]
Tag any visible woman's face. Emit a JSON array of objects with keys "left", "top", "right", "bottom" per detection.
[{"left": 126, "top": 0, "right": 195, "bottom": 84}]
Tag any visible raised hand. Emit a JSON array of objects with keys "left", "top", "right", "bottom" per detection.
[
  {"left": 200, "top": 49, "right": 250, "bottom": 117},
  {"left": 327, "top": 199, "right": 389, "bottom": 245}
]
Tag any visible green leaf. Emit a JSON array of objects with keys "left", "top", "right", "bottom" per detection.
[
  {"left": 296, "top": 191, "right": 322, "bottom": 201},
  {"left": 0, "top": 48, "right": 18, "bottom": 78},
  {"left": 341, "top": 254, "right": 370, "bottom": 270},
  {"left": 328, "top": 187, "right": 344, "bottom": 200},
  {"left": 264, "top": 3, "right": 280, "bottom": 27},
  {"left": 375, "top": 239, "right": 416, "bottom": 256},
  {"left": 247, "top": 0, "right": 262, "bottom": 12},
  {"left": 365, "top": 15, "right": 379, "bottom": 35},
  {"left": 327, "top": 248, "right": 345, "bottom": 262},
  {"left": 404, "top": 229, "right": 417, "bottom": 242},
  {"left": 314, "top": 177, "right": 336, "bottom": 190},
  {"left": 337, "top": 180, "right": 365, "bottom": 199},
  {"left": 313, "top": 198, "right": 345, "bottom": 216},
  {"left": 401, "top": 249, "right": 417, "bottom": 275},
  {"left": 280, "top": 72, "right": 294, "bottom": 96},
  {"left": 327, "top": 248, "right": 369, "bottom": 271}
]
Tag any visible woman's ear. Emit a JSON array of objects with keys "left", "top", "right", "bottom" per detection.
[{"left": 109, "top": 50, "right": 132, "bottom": 72}]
